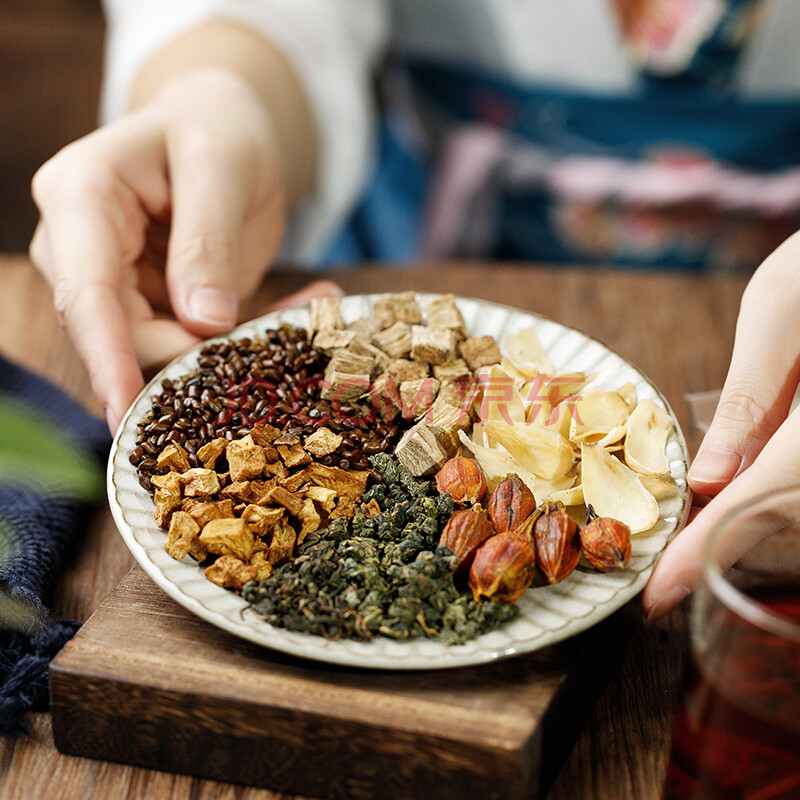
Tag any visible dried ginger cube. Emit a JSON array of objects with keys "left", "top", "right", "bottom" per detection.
[
  {"left": 180, "top": 468, "right": 221, "bottom": 497},
  {"left": 196, "top": 438, "right": 227, "bottom": 470},
  {"left": 226, "top": 434, "right": 266, "bottom": 481},
  {"left": 151, "top": 472, "right": 182, "bottom": 527},
  {"left": 303, "top": 427, "right": 343, "bottom": 458},
  {"left": 165, "top": 511, "right": 205, "bottom": 561},
  {"left": 199, "top": 518, "right": 255, "bottom": 561},
  {"left": 156, "top": 442, "right": 191, "bottom": 473},
  {"left": 204, "top": 555, "right": 258, "bottom": 591}
]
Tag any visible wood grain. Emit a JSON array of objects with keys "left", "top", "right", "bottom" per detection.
[
  {"left": 50, "top": 567, "right": 625, "bottom": 800},
  {"left": 0, "top": 255, "right": 750, "bottom": 800}
]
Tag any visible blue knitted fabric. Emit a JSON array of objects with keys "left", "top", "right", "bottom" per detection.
[{"left": 0, "top": 355, "right": 109, "bottom": 736}]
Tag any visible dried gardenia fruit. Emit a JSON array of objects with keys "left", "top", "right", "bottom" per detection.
[
  {"left": 533, "top": 501, "right": 580, "bottom": 584},
  {"left": 439, "top": 508, "right": 496, "bottom": 573},
  {"left": 435, "top": 456, "right": 487, "bottom": 505},
  {"left": 468, "top": 533, "right": 537, "bottom": 604},
  {"left": 488, "top": 474, "right": 536, "bottom": 536},
  {"left": 580, "top": 515, "right": 631, "bottom": 571}
]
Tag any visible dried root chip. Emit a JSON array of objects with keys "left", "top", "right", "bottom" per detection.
[
  {"left": 156, "top": 442, "right": 191, "bottom": 473},
  {"left": 165, "top": 511, "right": 204, "bottom": 561},
  {"left": 624, "top": 399, "right": 673, "bottom": 477},
  {"left": 399, "top": 378, "right": 440, "bottom": 420},
  {"left": 410, "top": 325, "right": 457, "bottom": 366},
  {"left": 308, "top": 296, "right": 343, "bottom": 334},
  {"left": 322, "top": 350, "right": 373, "bottom": 401},
  {"left": 304, "top": 463, "right": 371, "bottom": 499},
  {"left": 265, "top": 485, "right": 305, "bottom": 517},
  {"left": 348, "top": 316, "right": 381, "bottom": 341},
  {"left": 151, "top": 472, "right": 182, "bottom": 527},
  {"left": 251, "top": 424, "right": 281, "bottom": 447},
  {"left": 197, "top": 438, "right": 228, "bottom": 470},
  {"left": 226, "top": 434, "right": 266, "bottom": 481},
  {"left": 199, "top": 518, "right": 256, "bottom": 561},
  {"left": 278, "top": 443, "right": 312, "bottom": 468},
  {"left": 483, "top": 419, "right": 574, "bottom": 480},
  {"left": 248, "top": 551, "right": 274, "bottom": 581},
  {"left": 241, "top": 504, "right": 285, "bottom": 537},
  {"left": 297, "top": 498, "right": 321, "bottom": 543},
  {"left": 501, "top": 327, "right": 553, "bottom": 376},
  {"left": 458, "top": 336, "right": 502, "bottom": 372},
  {"left": 181, "top": 498, "right": 235, "bottom": 528},
  {"left": 568, "top": 390, "right": 631, "bottom": 445},
  {"left": 371, "top": 321, "right": 412, "bottom": 359},
  {"left": 424, "top": 294, "right": 468, "bottom": 339},
  {"left": 180, "top": 468, "right": 221, "bottom": 497},
  {"left": 313, "top": 329, "right": 356, "bottom": 353},
  {"left": 387, "top": 358, "right": 430, "bottom": 383},
  {"left": 433, "top": 360, "right": 471, "bottom": 382},
  {"left": 581, "top": 443, "right": 659, "bottom": 534},
  {"left": 204, "top": 555, "right": 258, "bottom": 591},
  {"left": 305, "top": 485, "right": 337, "bottom": 513},
  {"left": 268, "top": 518, "right": 297, "bottom": 564},
  {"left": 373, "top": 291, "right": 422, "bottom": 328}
]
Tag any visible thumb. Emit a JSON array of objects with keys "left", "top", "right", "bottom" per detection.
[
  {"left": 689, "top": 284, "right": 800, "bottom": 496},
  {"left": 165, "top": 132, "right": 249, "bottom": 337}
]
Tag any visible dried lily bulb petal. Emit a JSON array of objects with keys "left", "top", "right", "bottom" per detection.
[
  {"left": 616, "top": 382, "right": 637, "bottom": 411},
  {"left": 501, "top": 327, "right": 553, "bottom": 377},
  {"left": 548, "top": 480, "right": 585, "bottom": 507},
  {"left": 500, "top": 357, "right": 533, "bottom": 381},
  {"left": 581, "top": 443, "right": 659, "bottom": 534},
  {"left": 544, "top": 371, "right": 594, "bottom": 407},
  {"left": 569, "top": 390, "right": 631, "bottom": 445},
  {"left": 624, "top": 399, "right": 673, "bottom": 477},
  {"left": 532, "top": 472, "right": 579, "bottom": 503},
  {"left": 459, "top": 430, "right": 539, "bottom": 492},
  {"left": 483, "top": 419, "right": 574, "bottom": 480},
  {"left": 639, "top": 474, "right": 678, "bottom": 497},
  {"left": 475, "top": 364, "right": 527, "bottom": 425}
]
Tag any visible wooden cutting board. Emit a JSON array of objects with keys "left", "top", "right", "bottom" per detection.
[{"left": 49, "top": 566, "right": 626, "bottom": 800}]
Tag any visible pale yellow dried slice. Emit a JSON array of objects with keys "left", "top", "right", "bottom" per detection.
[
  {"left": 501, "top": 327, "right": 553, "bottom": 377},
  {"left": 545, "top": 371, "right": 595, "bottom": 406},
  {"left": 639, "top": 474, "right": 679, "bottom": 497},
  {"left": 617, "top": 381, "right": 637, "bottom": 410},
  {"left": 569, "top": 390, "right": 631, "bottom": 444},
  {"left": 458, "top": 430, "right": 538, "bottom": 492},
  {"left": 476, "top": 364, "right": 527, "bottom": 425},
  {"left": 483, "top": 419, "right": 574, "bottom": 480},
  {"left": 581, "top": 443, "right": 659, "bottom": 534},
  {"left": 624, "top": 399, "right": 673, "bottom": 477}
]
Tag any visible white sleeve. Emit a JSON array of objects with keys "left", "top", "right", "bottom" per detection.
[{"left": 100, "top": 0, "right": 390, "bottom": 263}]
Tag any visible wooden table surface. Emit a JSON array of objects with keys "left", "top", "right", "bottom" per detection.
[{"left": 0, "top": 254, "right": 749, "bottom": 800}]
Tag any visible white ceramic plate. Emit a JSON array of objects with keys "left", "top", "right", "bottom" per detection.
[{"left": 108, "top": 294, "right": 690, "bottom": 670}]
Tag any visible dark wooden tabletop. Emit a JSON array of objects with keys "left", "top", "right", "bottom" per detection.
[{"left": 0, "top": 255, "right": 749, "bottom": 800}]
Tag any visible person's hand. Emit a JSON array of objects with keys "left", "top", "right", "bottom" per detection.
[
  {"left": 30, "top": 68, "right": 290, "bottom": 433},
  {"left": 643, "top": 231, "right": 800, "bottom": 619}
]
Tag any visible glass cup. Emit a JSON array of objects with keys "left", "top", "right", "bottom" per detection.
[{"left": 663, "top": 487, "right": 800, "bottom": 800}]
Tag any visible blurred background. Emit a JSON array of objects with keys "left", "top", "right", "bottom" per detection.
[{"left": 1, "top": 0, "right": 104, "bottom": 252}]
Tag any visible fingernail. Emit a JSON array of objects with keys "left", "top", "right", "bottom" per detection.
[
  {"left": 188, "top": 287, "right": 237, "bottom": 327},
  {"left": 688, "top": 449, "right": 742, "bottom": 486},
  {"left": 105, "top": 405, "right": 119, "bottom": 435},
  {"left": 645, "top": 584, "right": 691, "bottom": 623}
]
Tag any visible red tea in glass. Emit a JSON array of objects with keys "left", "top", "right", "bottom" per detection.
[{"left": 664, "top": 585, "right": 800, "bottom": 800}]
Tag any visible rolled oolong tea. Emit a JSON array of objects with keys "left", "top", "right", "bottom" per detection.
[{"left": 242, "top": 453, "right": 519, "bottom": 645}]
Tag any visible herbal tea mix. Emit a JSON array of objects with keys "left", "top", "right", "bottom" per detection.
[{"left": 129, "top": 293, "right": 677, "bottom": 645}]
